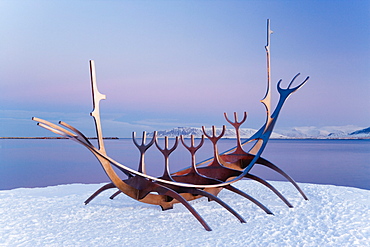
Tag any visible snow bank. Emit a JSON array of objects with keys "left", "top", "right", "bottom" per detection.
[{"left": 1, "top": 181, "right": 369, "bottom": 246}]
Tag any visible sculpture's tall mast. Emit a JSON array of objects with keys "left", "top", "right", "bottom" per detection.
[
  {"left": 261, "top": 19, "right": 273, "bottom": 118},
  {"left": 89, "top": 60, "right": 107, "bottom": 153}
]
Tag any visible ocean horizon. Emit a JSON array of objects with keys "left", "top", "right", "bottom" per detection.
[{"left": 1, "top": 139, "right": 369, "bottom": 191}]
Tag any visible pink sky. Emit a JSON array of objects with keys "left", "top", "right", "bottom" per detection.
[{"left": 1, "top": 1, "right": 369, "bottom": 137}]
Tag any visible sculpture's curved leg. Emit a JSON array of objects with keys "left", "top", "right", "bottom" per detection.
[
  {"left": 84, "top": 182, "right": 116, "bottom": 205},
  {"left": 245, "top": 174, "right": 293, "bottom": 208},
  {"left": 185, "top": 188, "right": 246, "bottom": 223},
  {"left": 154, "top": 185, "right": 212, "bottom": 231},
  {"left": 110, "top": 190, "right": 121, "bottom": 200},
  {"left": 118, "top": 175, "right": 211, "bottom": 230},
  {"left": 224, "top": 185, "right": 274, "bottom": 215},
  {"left": 256, "top": 159, "right": 308, "bottom": 200}
]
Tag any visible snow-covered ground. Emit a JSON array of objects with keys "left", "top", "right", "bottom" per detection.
[{"left": 1, "top": 181, "right": 369, "bottom": 246}]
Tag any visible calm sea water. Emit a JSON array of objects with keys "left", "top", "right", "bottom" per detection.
[{"left": 0, "top": 139, "right": 369, "bottom": 190}]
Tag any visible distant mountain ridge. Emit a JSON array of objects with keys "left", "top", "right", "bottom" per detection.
[
  {"left": 148, "top": 126, "right": 370, "bottom": 139},
  {"left": 148, "top": 127, "right": 287, "bottom": 139},
  {"left": 349, "top": 127, "right": 370, "bottom": 136},
  {"left": 278, "top": 126, "right": 370, "bottom": 139}
]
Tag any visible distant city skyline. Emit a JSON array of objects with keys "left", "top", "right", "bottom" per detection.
[{"left": 1, "top": 0, "right": 369, "bottom": 137}]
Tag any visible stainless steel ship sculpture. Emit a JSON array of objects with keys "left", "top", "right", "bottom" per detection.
[{"left": 33, "top": 20, "right": 309, "bottom": 231}]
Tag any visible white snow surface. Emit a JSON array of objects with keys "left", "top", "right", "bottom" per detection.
[{"left": 1, "top": 181, "right": 369, "bottom": 246}]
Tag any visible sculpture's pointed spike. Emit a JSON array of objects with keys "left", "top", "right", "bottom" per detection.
[
  {"left": 157, "top": 186, "right": 212, "bottom": 231},
  {"left": 246, "top": 174, "right": 293, "bottom": 208},
  {"left": 110, "top": 190, "right": 121, "bottom": 200},
  {"left": 191, "top": 188, "right": 246, "bottom": 223},
  {"left": 257, "top": 159, "right": 308, "bottom": 200},
  {"left": 84, "top": 183, "right": 116, "bottom": 205},
  {"left": 225, "top": 185, "right": 274, "bottom": 215}
]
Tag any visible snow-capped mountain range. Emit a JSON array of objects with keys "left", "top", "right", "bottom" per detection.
[{"left": 148, "top": 126, "right": 370, "bottom": 139}]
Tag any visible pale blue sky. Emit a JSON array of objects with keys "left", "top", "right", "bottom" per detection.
[{"left": 1, "top": 0, "right": 369, "bottom": 137}]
